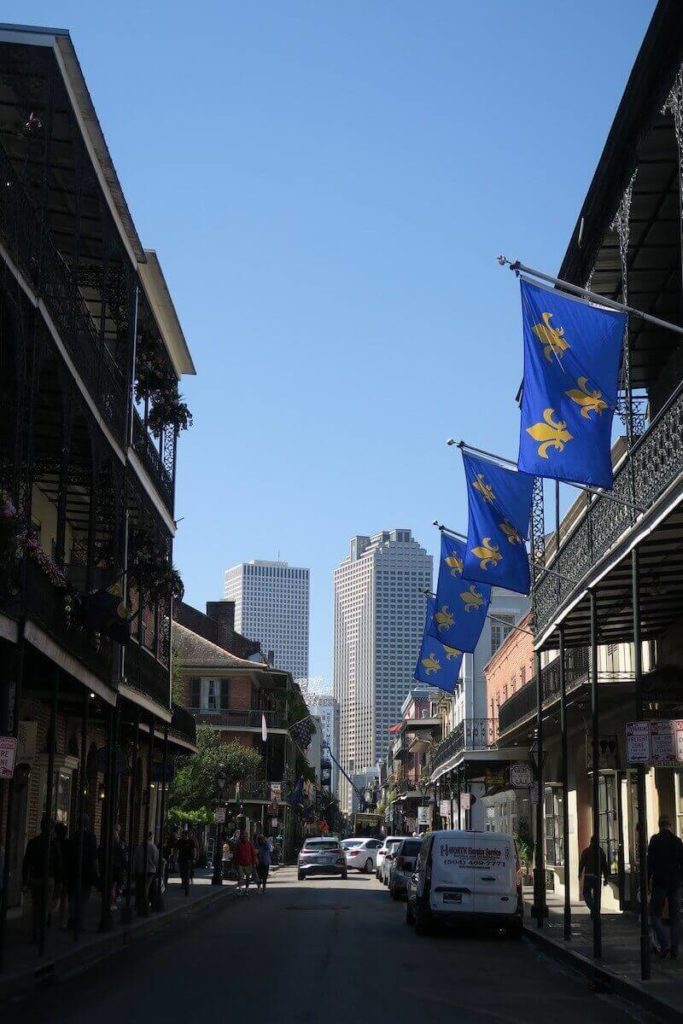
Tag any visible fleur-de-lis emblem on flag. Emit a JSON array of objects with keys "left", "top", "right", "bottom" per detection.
[
  {"left": 500, "top": 520, "right": 523, "bottom": 545},
  {"left": 421, "top": 652, "right": 441, "bottom": 675},
  {"left": 472, "top": 474, "right": 495, "bottom": 504},
  {"left": 460, "top": 584, "right": 484, "bottom": 611},
  {"left": 526, "top": 408, "right": 573, "bottom": 459},
  {"left": 532, "top": 312, "right": 570, "bottom": 362},
  {"left": 470, "top": 538, "right": 502, "bottom": 570},
  {"left": 444, "top": 646, "right": 461, "bottom": 660},
  {"left": 444, "top": 552, "right": 463, "bottom": 576},
  {"left": 434, "top": 605, "right": 454, "bottom": 631},
  {"left": 565, "top": 376, "right": 609, "bottom": 419}
]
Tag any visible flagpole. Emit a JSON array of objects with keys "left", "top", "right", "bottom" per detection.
[
  {"left": 497, "top": 255, "right": 683, "bottom": 338},
  {"left": 419, "top": 589, "right": 534, "bottom": 638},
  {"left": 452, "top": 440, "right": 645, "bottom": 514},
  {"left": 432, "top": 521, "right": 467, "bottom": 541}
]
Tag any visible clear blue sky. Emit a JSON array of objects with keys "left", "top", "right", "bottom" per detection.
[{"left": 7, "top": 0, "right": 656, "bottom": 678}]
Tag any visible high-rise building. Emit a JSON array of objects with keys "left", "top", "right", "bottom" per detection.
[
  {"left": 334, "top": 530, "right": 432, "bottom": 814},
  {"left": 305, "top": 692, "right": 340, "bottom": 796},
  {"left": 223, "top": 560, "right": 309, "bottom": 680}
]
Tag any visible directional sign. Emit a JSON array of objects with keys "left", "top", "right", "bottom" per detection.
[
  {"left": 0, "top": 735, "right": 17, "bottom": 779},
  {"left": 509, "top": 763, "right": 532, "bottom": 788}
]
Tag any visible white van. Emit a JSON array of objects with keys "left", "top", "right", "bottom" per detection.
[{"left": 406, "top": 829, "right": 523, "bottom": 937}]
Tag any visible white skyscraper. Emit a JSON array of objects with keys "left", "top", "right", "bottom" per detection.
[
  {"left": 334, "top": 530, "right": 432, "bottom": 814},
  {"left": 223, "top": 560, "right": 310, "bottom": 680},
  {"left": 305, "top": 693, "right": 340, "bottom": 796}
]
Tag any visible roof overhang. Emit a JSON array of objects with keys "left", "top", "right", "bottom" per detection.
[
  {"left": 431, "top": 746, "right": 529, "bottom": 783},
  {"left": 139, "top": 252, "right": 196, "bottom": 377}
]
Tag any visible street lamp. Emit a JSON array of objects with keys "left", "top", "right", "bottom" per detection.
[{"left": 212, "top": 765, "right": 227, "bottom": 886}]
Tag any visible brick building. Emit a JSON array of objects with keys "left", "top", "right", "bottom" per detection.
[{"left": 484, "top": 611, "right": 533, "bottom": 742}]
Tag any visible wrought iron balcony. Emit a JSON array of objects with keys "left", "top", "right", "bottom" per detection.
[
  {"left": 125, "top": 640, "right": 171, "bottom": 710},
  {"left": 535, "top": 383, "right": 683, "bottom": 635},
  {"left": 132, "top": 410, "right": 174, "bottom": 515},
  {"left": 498, "top": 648, "right": 589, "bottom": 737},
  {"left": 170, "top": 703, "right": 197, "bottom": 748},
  {"left": 431, "top": 718, "right": 496, "bottom": 772},
  {"left": 225, "top": 779, "right": 272, "bottom": 801},
  {"left": 0, "top": 141, "right": 127, "bottom": 441},
  {"left": 189, "top": 708, "right": 288, "bottom": 730}
]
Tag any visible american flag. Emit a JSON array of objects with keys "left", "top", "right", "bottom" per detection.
[{"left": 289, "top": 715, "right": 316, "bottom": 753}]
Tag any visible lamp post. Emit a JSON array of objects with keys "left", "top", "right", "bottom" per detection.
[
  {"left": 529, "top": 732, "right": 548, "bottom": 924},
  {"left": 212, "top": 765, "right": 227, "bottom": 886}
]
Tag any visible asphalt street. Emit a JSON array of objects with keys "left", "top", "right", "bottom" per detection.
[{"left": 12, "top": 868, "right": 661, "bottom": 1024}]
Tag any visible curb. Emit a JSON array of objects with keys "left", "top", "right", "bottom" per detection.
[
  {"left": 523, "top": 922, "right": 683, "bottom": 1023},
  {"left": 0, "top": 884, "right": 237, "bottom": 1006}
]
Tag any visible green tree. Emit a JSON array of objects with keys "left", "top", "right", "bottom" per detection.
[{"left": 169, "top": 726, "right": 263, "bottom": 813}]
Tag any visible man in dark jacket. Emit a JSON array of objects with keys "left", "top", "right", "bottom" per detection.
[
  {"left": 648, "top": 815, "right": 683, "bottom": 959},
  {"left": 65, "top": 814, "right": 98, "bottom": 930},
  {"left": 578, "top": 835, "right": 609, "bottom": 920},
  {"left": 22, "top": 816, "right": 62, "bottom": 942}
]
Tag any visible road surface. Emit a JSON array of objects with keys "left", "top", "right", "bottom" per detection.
[{"left": 13, "top": 867, "right": 659, "bottom": 1023}]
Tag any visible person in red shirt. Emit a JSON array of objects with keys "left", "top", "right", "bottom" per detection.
[{"left": 234, "top": 830, "right": 258, "bottom": 895}]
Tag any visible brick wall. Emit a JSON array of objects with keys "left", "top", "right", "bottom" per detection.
[{"left": 484, "top": 611, "right": 534, "bottom": 738}]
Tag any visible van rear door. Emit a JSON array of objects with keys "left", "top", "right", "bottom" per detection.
[
  {"left": 428, "top": 833, "right": 476, "bottom": 914},
  {"left": 472, "top": 833, "right": 516, "bottom": 915}
]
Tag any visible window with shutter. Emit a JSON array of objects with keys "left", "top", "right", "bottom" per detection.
[
  {"left": 189, "top": 677, "right": 201, "bottom": 710},
  {"left": 220, "top": 679, "right": 230, "bottom": 710}
]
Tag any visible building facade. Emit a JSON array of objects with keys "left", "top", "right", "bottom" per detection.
[
  {"left": 0, "top": 24, "right": 197, "bottom": 950},
  {"left": 223, "top": 560, "right": 309, "bottom": 680},
  {"left": 305, "top": 693, "right": 340, "bottom": 796},
  {"left": 334, "top": 530, "right": 432, "bottom": 814}
]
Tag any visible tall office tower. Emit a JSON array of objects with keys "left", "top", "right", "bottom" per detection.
[
  {"left": 305, "top": 693, "right": 340, "bottom": 796},
  {"left": 334, "top": 530, "right": 432, "bottom": 814},
  {"left": 223, "top": 560, "right": 310, "bottom": 680}
]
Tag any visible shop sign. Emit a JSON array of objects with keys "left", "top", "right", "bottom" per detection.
[
  {"left": 485, "top": 768, "right": 506, "bottom": 788},
  {"left": 0, "top": 735, "right": 17, "bottom": 779},
  {"left": 585, "top": 734, "right": 619, "bottom": 770},
  {"left": 417, "top": 806, "right": 430, "bottom": 826},
  {"left": 625, "top": 720, "right": 683, "bottom": 767},
  {"left": 459, "top": 792, "right": 472, "bottom": 811},
  {"left": 509, "top": 763, "right": 532, "bottom": 788},
  {"left": 270, "top": 782, "right": 282, "bottom": 803},
  {"left": 439, "top": 799, "right": 452, "bottom": 817},
  {"left": 213, "top": 807, "right": 226, "bottom": 823}
]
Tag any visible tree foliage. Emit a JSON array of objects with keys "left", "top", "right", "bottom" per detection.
[{"left": 169, "top": 727, "right": 263, "bottom": 813}]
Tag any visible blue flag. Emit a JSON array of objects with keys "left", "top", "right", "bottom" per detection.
[
  {"left": 462, "top": 451, "right": 534, "bottom": 595},
  {"left": 427, "top": 533, "right": 490, "bottom": 653},
  {"left": 415, "top": 597, "right": 463, "bottom": 694},
  {"left": 518, "top": 279, "right": 625, "bottom": 488}
]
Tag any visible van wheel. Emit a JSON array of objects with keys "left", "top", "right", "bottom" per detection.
[
  {"left": 405, "top": 902, "right": 414, "bottom": 925},
  {"left": 297, "top": 872, "right": 304, "bottom": 881},
  {"left": 390, "top": 885, "right": 399, "bottom": 900},
  {"left": 341, "top": 872, "right": 347, "bottom": 881},
  {"left": 364, "top": 859, "right": 373, "bottom": 874},
  {"left": 507, "top": 921, "right": 523, "bottom": 940}
]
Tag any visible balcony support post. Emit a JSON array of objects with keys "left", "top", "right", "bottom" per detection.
[
  {"left": 121, "top": 707, "right": 140, "bottom": 925},
  {"left": 39, "top": 665, "right": 59, "bottom": 957},
  {"left": 632, "top": 547, "right": 651, "bottom": 981},
  {"left": 559, "top": 627, "right": 571, "bottom": 940},
  {"left": 99, "top": 701, "right": 116, "bottom": 934},
  {"left": 138, "top": 712, "right": 154, "bottom": 917},
  {"left": 73, "top": 688, "right": 89, "bottom": 941},
  {"left": 531, "top": 649, "right": 547, "bottom": 927},
  {"left": 589, "top": 589, "right": 602, "bottom": 959},
  {"left": 152, "top": 725, "right": 168, "bottom": 912}
]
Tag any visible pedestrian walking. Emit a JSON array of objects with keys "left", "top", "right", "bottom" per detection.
[
  {"left": 53, "top": 822, "right": 69, "bottom": 928},
  {"left": 578, "top": 835, "right": 609, "bottom": 919},
  {"left": 177, "top": 830, "right": 196, "bottom": 897},
  {"left": 234, "top": 830, "right": 257, "bottom": 895},
  {"left": 648, "top": 814, "right": 683, "bottom": 959},
  {"left": 110, "top": 825, "right": 128, "bottom": 907},
  {"left": 65, "top": 814, "right": 98, "bottom": 931},
  {"left": 133, "top": 832, "right": 160, "bottom": 913},
  {"left": 22, "top": 816, "right": 61, "bottom": 942},
  {"left": 255, "top": 834, "right": 272, "bottom": 892}
]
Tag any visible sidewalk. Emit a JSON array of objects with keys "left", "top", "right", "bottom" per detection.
[
  {"left": 523, "top": 888, "right": 683, "bottom": 1022},
  {"left": 0, "top": 870, "right": 236, "bottom": 1005}
]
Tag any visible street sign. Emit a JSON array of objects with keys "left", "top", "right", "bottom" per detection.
[
  {"left": 0, "top": 735, "right": 17, "bottom": 779},
  {"left": 626, "top": 721, "right": 651, "bottom": 764},
  {"left": 417, "top": 807, "right": 430, "bottom": 826},
  {"left": 213, "top": 807, "right": 226, "bottom": 824},
  {"left": 460, "top": 793, "right": 472, "bottom": 811},
  {"left": 270, "top": 782, "right": 282, "bottom": 803},
  {"left": 439, "top": 799, "right": 451, "bottom": 817},
  {"left": 509, "top": 763, "right": 532, "bottom": 788}
]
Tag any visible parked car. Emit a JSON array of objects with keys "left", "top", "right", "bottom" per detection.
[
  {"left": 343, "top": 838, "right": 383, "bottom": 874},
  {"left": 389, "top": 837, "right": 422, "bottom": 899},
  {"left": 378, "top": 837, "right": 403, "bottom": 884},
  {"left": 298, "top": 838, "right": 348, "bottom": 880},
  {"left": 406, "top": 830, "right": 523, "bottom": 937}
]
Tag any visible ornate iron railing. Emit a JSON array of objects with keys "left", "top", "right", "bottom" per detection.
[
  {"left": 225, "top": 779, "right": 272, "bottom": 801},
  {"left": 132, "top": 409, "right": 174, "bottom": 514},
  {"left": 0, "top": 141, "right": 127, "bottom": 441},
  {"left": 24, "top": 560, "right": 115, "bottom": 685},
  {"left": 170, "top": 704, "right": 197, "bottom": 747},
  {"left": 189, "top": 708, "right": 288, "bottom": 730},
  {"left": 535, "top": 383, "right": 683, "bottom": 633},
  {"left": 431, "top": 718, "right": 496, "bottom": 771},
  {"left": 125, "top": 640, "right": 171, "bottom": 710},
  {"left": 498, "top": 648, "right": 589, "bottom": 737}
]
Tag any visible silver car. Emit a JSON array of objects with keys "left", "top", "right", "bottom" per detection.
[
  {"left": 297, "top": 838, "right": 348, "bottom": 880},
  {"left": 388, "top": 837, "right": 422, "bottom": 899}
]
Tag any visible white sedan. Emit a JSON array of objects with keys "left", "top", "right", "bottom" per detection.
[{"left": 342, "top": 838, "right": 383, "bottom": 874}]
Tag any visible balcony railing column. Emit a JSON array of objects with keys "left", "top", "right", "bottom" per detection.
[
  {"left": 632, "top": 546, "right": 650, "bottom": 981},
  {"left": 589, "top": 590, "right": 602, "bottom": 960}
]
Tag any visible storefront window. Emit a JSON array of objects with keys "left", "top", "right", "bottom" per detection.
[
  {"left": 599, "top": 774, "right": 619, "bottom": 875},
  {"left": 544, "top": 786, "right": 564, "bottom": 865}
]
